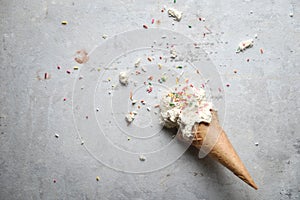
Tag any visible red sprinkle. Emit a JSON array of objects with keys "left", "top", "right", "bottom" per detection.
[
  {"left": 63, "top": 98, "right": 67, "bottom": 101},
  {"left": 260, "top": 48, "right": 264, "bottom": 54},
  {"left": 53, "top": 179, "right": 56, "bottom": 183},
  {"left": 226, "top": 84, "right": 230, "bottom": 87},
  {"left": 44, "top": 73, "right": 49, "bottom": 79},
  {"left": 147, "top": 87, "right": 153, "bottom": 93},
  {"left": 159, "top": 56, "right": 162, "bottom": 60},
  {"left": 246, "top": 58, "right": 250, "bottom": 62},
  {"left": 66, "top": 70, "right": 71, "bottom": 74},
  {"left": 57, "top": 65, "right": 61, "bottom": 70},
  {"left": 151, "top": 18, "right": 155, "bottom": 24},
  {"left": 143, "top": 24, "right": 148, "bottom": 29}
]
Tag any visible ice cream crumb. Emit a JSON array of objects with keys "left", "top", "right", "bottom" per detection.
[
  {"left": 236, "top": 39, "right": 254, "bottom": 53},
  {"left": 119, "top": 71, "right": 129, "bottom": 85},
  {"left": 125, "top": 112, "right": 136, "bottom": 123},
  {"left": 139, "top": 155, "right": 146, "bottom": 161},
  {"left": 141, "top": 66, "right": 147, "bottom": 72},
  {"left": 168, "top": 8, "right": 182, "bottom": 21},
  {"left": 170, "top": 49, "right": 177, "bottom": 59},
  {"left": 131, "top": 99, "right": 138, "bottom": 105},
  {"left": 134, "top": 58, "right": 141, "bottom": 67}
]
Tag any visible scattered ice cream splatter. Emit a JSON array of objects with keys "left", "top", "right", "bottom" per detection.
[
  {"left": 236, "top": 39, "right": 254, "bottom": 53},
  {"left": 139, "top": 155, "right": 146, "bottom": 161},
  {"left": 131, "top": 99, "right": 138, "bottom": 105},
  {"left": 141, "top": 66, "right": 147, "bottom": 72},
  {"left": 125, "top": 112, "right": 137, "bottom": 123},
  {"left": 168, "top": 8, "right": 182, "bottom": 21},
  {"left": 119, "top": 71, "right": 129, "bottom": 85},
  {"left": 102, "top": 34, "right": 108, "bottom": 39},
  {"left": 170, "top": 49, "right": 177, "bottom": 59},
  {"left": 134, "top": 58, "right": 141, "bottom": 67}
]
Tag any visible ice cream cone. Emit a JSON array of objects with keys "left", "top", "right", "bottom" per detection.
[{"left": 191, "top": 110, "right": 258, "bottom": 190}]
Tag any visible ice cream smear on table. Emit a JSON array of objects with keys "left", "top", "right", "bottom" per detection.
[{"left": 159, "top": 84, "right": 212, "bottom": 139}]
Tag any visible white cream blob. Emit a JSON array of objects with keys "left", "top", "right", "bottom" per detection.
[{"left": 159, "top": 84, "right": 212, "bottom": 139}]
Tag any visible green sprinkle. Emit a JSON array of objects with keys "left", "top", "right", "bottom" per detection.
[
  {"left": 176, "top": 66, "right": 183, "bottom": 69},
  {"left": 188, "top": 25, "right": 192, "bottom": 28},
  {"left": 148, "top": 82, "right": 152, "bottom": 85},
  {"left": 169, "top": 102, "right": 175, "bottom": 107},
  {"left": 174, "top": 0, "right": 176, "bottom": 3}
]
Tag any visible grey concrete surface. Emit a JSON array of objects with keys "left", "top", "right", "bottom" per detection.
[{"left": 0, "top": 0, "right": 299, "bottom": 199}]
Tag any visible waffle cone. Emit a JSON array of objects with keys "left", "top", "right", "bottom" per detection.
[{"left": 192, "top": 110, "right": 258, "bottom": 190}]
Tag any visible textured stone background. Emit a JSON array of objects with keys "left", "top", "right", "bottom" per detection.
[{"left": 0, "top": 0, "right": 299, "bottom": 199}]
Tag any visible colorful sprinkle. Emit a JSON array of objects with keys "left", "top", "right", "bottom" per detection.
[
  {"left": 44, "top": 73, "right": 49, "bottom": 79},
  {"left": 146, "top": 86, "right": 153, "bottom": 93},
  {"left": 260, "top": 48, "right": 264, "bottom": 54},
  {"left": 130, "top": 91, "right": 133, "bottom": 100}
]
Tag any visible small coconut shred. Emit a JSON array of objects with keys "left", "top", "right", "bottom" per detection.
[{"left": 159, "top": 84, "right": 212, "bottom": 139}]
